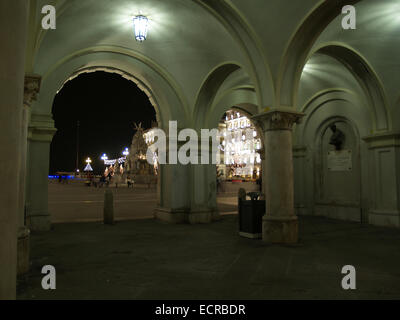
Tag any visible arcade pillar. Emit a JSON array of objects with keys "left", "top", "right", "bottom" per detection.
[
  {"left": 0, "top": 0, "right": 29, "bottom": 300},
  {"left": 26, "top": 114, "right": 57, "bottom": 232},
  {"left": 17, "top": 74, "right": 41, "bottom": 276},
  {"left": 253, "top": 108, "right": 304, "bottom": 244}
]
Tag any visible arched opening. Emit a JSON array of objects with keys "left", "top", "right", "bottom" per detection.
[
  {"left": 43, "top": 71, "right": 159, "bottom": 225},
  {"left": 205, "top": 104, "right": 264, "bottom": 219},
  {"left": 50, "top": 71, "right": 157, "bottom": 175},
  {"left": 293, "top": 47, "right": 378, "bottom": 223}
]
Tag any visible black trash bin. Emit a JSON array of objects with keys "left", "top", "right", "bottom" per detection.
[{"left": 238, "top": 190, "right": 265, "bottom": 239}]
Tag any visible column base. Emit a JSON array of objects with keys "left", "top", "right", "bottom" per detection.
[
  {"left": 28, "top": 213, "right": 51, "bottom": 232},
  {"left": 154, "top": 208, "right": 220, "bottom": 224},
  {"left": 154, "top": 208, "right": 185, "bottom": 223},
  {"left": 262, "top": 215, "right": 298, "bottom": 244},
  {"left": 17, "top": 227, "right": 30, "bottom": 276}
]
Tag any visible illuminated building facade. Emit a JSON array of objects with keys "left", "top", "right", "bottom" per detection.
[{"left": 218, "top": 110, "right": 262, "bottom": 181}]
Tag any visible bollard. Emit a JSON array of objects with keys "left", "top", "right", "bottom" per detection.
[{"left": 104, "top": 189, "right": 114, "bottom": 225}]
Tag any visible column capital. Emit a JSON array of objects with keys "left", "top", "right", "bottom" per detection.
[
  {"left": 28, "top": 113, "right": 57, "bottom": 142},
  {"left": 24, "top": 74, "right": 41, "bottom": 108},
  {"left": 252, "top": 108, "right": 305, "bottom": 131}
]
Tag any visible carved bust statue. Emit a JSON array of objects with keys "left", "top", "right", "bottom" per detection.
[{"left": 329, "top": 124, "right": 345, "bottom": 150}]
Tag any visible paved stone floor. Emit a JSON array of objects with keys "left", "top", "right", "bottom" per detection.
[{"left": 17, "top": 183, "right": 400, "bottom": 300}]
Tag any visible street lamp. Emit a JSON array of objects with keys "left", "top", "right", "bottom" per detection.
[
  {"left": 101, "top": 154, "right": 108, "bottom": 162},
  {"left": 123, "top": 148, "right": 129, "bottom": 157},
  {"left": 86, "top": 157, "right": 92, "bottom": 164},
  {"left": 133, "top": 15, "right": 149, "bottom": 42}
]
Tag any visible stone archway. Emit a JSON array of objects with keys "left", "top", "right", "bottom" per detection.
[
  {"left": 25, "top": 67, "right": 163, "bottom": 232},
  {"left": 188, "top": 64, "right": 264, "bottom": 224}
]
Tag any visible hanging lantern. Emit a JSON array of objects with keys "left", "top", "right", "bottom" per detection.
[{"left": 133, "top": 15, "right": 149, "bottom": 42}]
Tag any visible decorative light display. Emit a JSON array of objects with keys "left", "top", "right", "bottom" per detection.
[
  {"left": 218, "top": 110, "right": 262, "bottom": 180},
  {"left": 104, "top": 157, "right": 126, "bottom": 166},
  {"left": 101, "top": 150, "right": 129, "bottom": 167},
  {"left": 133, "top": 15, "right": 149, "bottom": 42},
  {"left": 84, "top": 157, "right": 93, "bottom": 172}
]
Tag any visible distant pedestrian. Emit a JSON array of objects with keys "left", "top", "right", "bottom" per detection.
[{"left": 127, "top": 176, "right": 133, "bottom": 188}]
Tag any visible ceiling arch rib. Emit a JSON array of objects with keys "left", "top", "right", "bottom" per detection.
[
  {"left": 37, "top": 45, "right": 191, "bottom": 125},
  {"left": 60, "top": 66, "right": 160, "bottom": 118},
  {"left": 297, "top": 88, "right": 373, "bottom": 145},
  {"left": 312, "top": 43, "right": 390, "bottom": 132},
  {"left": 194, "top": 0, "right": 275, "bottom": 107},
  {"left": 193, "top": 62, "right": 241, "bottom": 129},
  {"left": 278, "top": 0, "right": 361, "bottom": 108},
  {"left": 207, "top": 87, "right": 258, "bottom": 129},
  {"left": 32, "top": 50, "right": 189, "bottom": 128}
]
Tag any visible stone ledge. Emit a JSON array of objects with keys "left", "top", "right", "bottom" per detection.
[
  {"left": 369, "top": 210, "right": 400, "bottom": 228},
  {"left": 362, "top": 132, "right": 400, "bottom": 149}
]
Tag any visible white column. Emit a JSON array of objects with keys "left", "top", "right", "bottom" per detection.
[
  {"left": 154, "top": 127, "right": 191, "bottom": 223},
  {"left": 26, "top": 114, "right": 57, "bottom": 231},
  {"left": 17, "top": 75, "right": 41, "bottom": 276},
  {"left": 154, "top": 163, "right": 190, "bottom": 223},
  {"left": 189, "top": 163, "right": 219, "bottom": 223},
  {"left": 188, "top": 137, "right": 220, "bottom": 223},
  {"left": 253, "top": 108, "right": 304, "bottom": 243},
  {"left": 0, "top": 0, "right": 29, "bottom": 300}
]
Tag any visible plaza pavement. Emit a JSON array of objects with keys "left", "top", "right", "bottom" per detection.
[
  {"left": 16, "top": 182, "right": 400, "bottom": 300},
  {"left": 48, "top": 181, "right": 238, "bottom": 224}
]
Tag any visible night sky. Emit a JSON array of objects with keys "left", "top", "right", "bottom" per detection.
[{"left": 50, "top": 71, "right": 156, "bottom": 174}]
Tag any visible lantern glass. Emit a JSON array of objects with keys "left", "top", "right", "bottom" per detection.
[{"left": 134, "top": 15, "right": 148, "bottom": 42}]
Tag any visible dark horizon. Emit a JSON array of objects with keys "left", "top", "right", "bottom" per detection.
[{"left": 49, "top": 71, "right": 157, "bottom": 175}]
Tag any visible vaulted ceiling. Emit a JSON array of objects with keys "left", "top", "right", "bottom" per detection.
[{"left": 26, "top": 0, "right": 400, "bottom": 129}]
